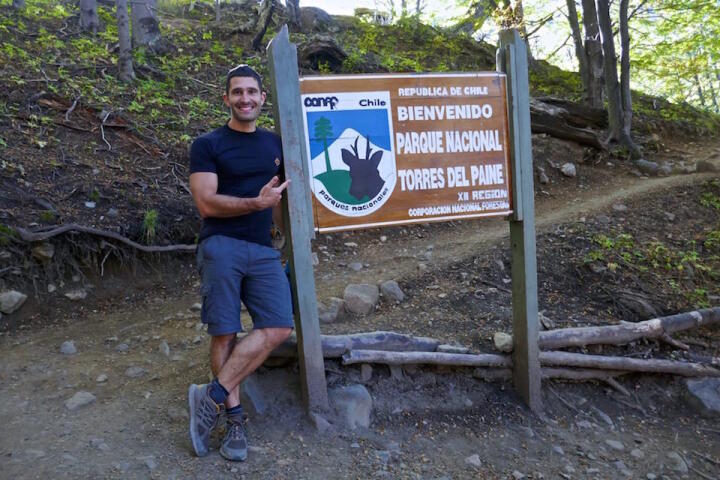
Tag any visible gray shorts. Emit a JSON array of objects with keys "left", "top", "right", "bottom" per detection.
[{"left": 197, "top": 235, "right": 294, "bottom": 336}]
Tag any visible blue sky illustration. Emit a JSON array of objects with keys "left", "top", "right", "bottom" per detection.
[{"left": 306, "top": 109, "right": 391, "bottom": 158}]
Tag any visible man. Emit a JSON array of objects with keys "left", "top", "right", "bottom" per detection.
[{"left": 187, "top": 64, "right": 294, "bottom": 462}]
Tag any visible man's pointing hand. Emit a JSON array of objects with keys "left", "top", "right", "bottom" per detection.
[{"left": 256, "top": 176, "right": 290, "bottom": 209}]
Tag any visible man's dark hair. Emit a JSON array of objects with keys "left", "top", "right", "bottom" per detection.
[{"left": 225, "top": 64, "right": 263, "bottom": 94}]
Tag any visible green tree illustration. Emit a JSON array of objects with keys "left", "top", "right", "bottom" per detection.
[{"left": 314, "top": 116, "right": 333, "bottom": 173}]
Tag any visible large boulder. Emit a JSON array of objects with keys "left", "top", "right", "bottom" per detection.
[
  {"left": 343, "top": 284, "right": 379, "bottom": 315},
  {"left": 0, "top": 290, "right": 27, "bottom": 314},
  {"left": 329, "top": 384, "right": 372, "bottom": 429}
]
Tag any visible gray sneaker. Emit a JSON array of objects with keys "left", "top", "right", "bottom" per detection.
[
  {"left": 188, "top": 383, "right": 221, "bottom": 457},
  {"left": 220, "top": 414, "right": 248, "bottom": 462}
]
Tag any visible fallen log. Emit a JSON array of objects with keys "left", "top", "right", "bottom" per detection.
[
  {"left": 341, "top": 349, "right": 512, "bottom": 367},
  {"left": 538, "top": 307, "right": 720, "bottom": 350},
  {"left": 272, "top": 331, "right": 440, "bottom": 357},
  {"left": 530, "top": 109, "right": 606, "bottom": 149},
  {"left": 540, "top": 351, "right": 720, "bottom": 377},
  {"left": 534, "top": 96, "right": 608, "bottom": 129},
  {"left": 472, "top": 368, "right": 628, "bottom": 382}
]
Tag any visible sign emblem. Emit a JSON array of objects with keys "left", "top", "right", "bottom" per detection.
[{"left": 302, "top": 91, "right": 396, "bottom": 217}]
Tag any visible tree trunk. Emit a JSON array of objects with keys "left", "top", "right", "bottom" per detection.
[
  {"left": 115, "top": 0, "right": 135, "bottom": 82},
  {"left": 566, "top": 0, "right": 591, "bottom": 105},
  {"left": 130, "top": 0, "right": 161, "bottom": 49},
  {"left": 694, "top": 74, "right": 707, "bottom": 107},
  {"left": 252, "top": 0, "right": 275, "bottom": 51},
  {"left": 285, "top": 0, "right": 300, "bottom": 28},
  {"left": 595, "top": 0, "right": 637, "bottom": 154},
  {"left": 708, "top": 73, "right": 719, "bottom": 112},
  {"left": 580, "top": 0, "right": 603, "bottom": 108},
  {"left": 12, "top": 0, "right": 25, "bottom": 9},
  {"left": 215, "top": 0, "right": 221, "bottom": 24},
  {"left": 79, "top": 0, "right": 99, "bottom": 34},
  {"left": 618, "top": 0, "right": 638, "bottom": 155}
]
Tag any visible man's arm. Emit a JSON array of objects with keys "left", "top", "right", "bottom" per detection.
[{"left": 189, "top": 172, "right": 290, "bottom": 218}]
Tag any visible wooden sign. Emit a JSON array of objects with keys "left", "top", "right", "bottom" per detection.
[{"left": 299, "top": 73, "right": 512, "bottom": 232}]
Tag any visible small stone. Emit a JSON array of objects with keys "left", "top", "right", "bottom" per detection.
[
  {"left": 464, "top": 398, "right": 473, "bottom": 407},
  {"left": 646, "top": 474, "right": 657, "bottom": 480},
  {"left": 417, "top": 262, "right": 428, "bottom": 272},
  {"left": 563, "top": 465, "right": 575, "bottom": 473},
  {"left": 348, "top": 262, "right": 363, "bottom": 271},
  {"left": 658, "top": 164, "right": 672, "bottom": 176},
  {"left": 576, "top": 420, "right": 593, "bottom": 429},
  {"left": 189, "top": 303, "right": 202, "bottom": 312},
  {"left": 666, "top": 451, "right": 688, "bottom": 473},
  {"left": 139, "top": 455, "right": 157, "bottom": 471},
  {"left": 380, "top": 235, "right": 387, "bottom": 242},
  {"left": 116, "top": 343, "right": 130, "bottom": 352},
  {"left": 0, "top": 290, "right": 28, "bottom": 314},
  {"left": 60, "top": 340, "right": 77, "bottom": 355},
  {"left": 612, "top": 204, "right": 628, "bottom": 212},
  {"left": 85, "top": 201, "right": 96, "bottom": 209},
  {"left": 685, "top": 377, "right": 720, "bottom": 416},
  {"left": 519, "top": 426, "right": 535, "bottom": 438},
  {"left": 125, "top": 366, "right": 146, "bottom": 378},
  {"left": 96, "top": 374, "right": 108, "bottom": 383},
  {"left": 64, "top": 288, "right": 88, "bottom": 301},
  {"left": 90, "top": 438, "right": 111, "bottom": 451},
  {"left": 630, "top": 448, "right": 644, "bottom": 459},
  {"left": 310, "top": 412, "right": 331, "bottom": 433},
  {"left": 552, "top": 445, "right": 565, "bottom": 456},
  {"left": 350, "top": 442, "right": 360, "bottom": 449},
  {"left": 159, "top": 341, "right": 170, "bottom": 357},
  {"left": 311, "top": 252, "right": 319, "bottom": 266},
  {"left": 65, "top": 391, "right": 96, "bottom": 410},
  {"left": 464, "top": 454, "right": 482, "bottom": 468},
  {"left": 31, "top": 242, "right": 55, "bottom": 262},
  {"left": 361, "top": 364, "right": 373, "bottom": 382},
  {"left": 318, "top": 297, "right": 345, "bottom": 324},
  {"left": 664, "top": 212, "right": 676, "bottom": 221},
  {"left": 537, "top": 167, "right": 549, "bottom": 184},
  {"left": 107, "top": 208, "right": 119, "bottom": 217},
  {"left": 344, "top": 242, "right": 358, "bottom": 248},
  {"left": 47, "top": 284, "right": 57, "bottom": 293},
  {"left": 561, "top": 163, "right": 577, "bottom": 177},
  {"left": 493, "top": 332, "right": 513, "bottom": 353},
  {"left": 605, "top": 439, "right": 624, "bottom": 451},
  {"left": 512, "top": 470, "right": 526, "bottom": 479},
  {"left": 614, "top": 460, "right": 632, "bottom": 477},
  {"left": 380, "top": 280, "right": 405, "bottom": 302}
]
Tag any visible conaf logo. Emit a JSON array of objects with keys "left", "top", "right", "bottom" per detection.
[
  {"left": 304, "top": 96, "right": 339, "bottom": 110},
  {"left": 303, "top": 91, "right": 396, "bottom": 218}
]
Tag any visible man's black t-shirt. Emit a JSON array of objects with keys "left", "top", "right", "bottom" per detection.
[{"left": 189, "top": 125, "right": 283, "bottom": 247}]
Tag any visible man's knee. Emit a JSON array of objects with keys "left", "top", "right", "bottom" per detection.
[
  {"left": 211, "top": 333, "right": 237, "bottom": 351},
  {"left": 262, "top": 327, "right": 292, "bottom": 348}
]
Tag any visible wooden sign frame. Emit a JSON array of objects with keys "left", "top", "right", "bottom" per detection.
[{"left": 268, "top": 26, "right": 541, "bottom": 414}]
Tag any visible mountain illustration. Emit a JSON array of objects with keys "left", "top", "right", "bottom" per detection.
[{"left": 310, "top": 128, "right": 392, "bottom": 205}]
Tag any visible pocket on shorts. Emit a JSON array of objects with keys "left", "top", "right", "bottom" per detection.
[{"left": 200, "top": 283, "right": 212, "bottom": 323}]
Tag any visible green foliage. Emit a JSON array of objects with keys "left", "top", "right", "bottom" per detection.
[
  {"left": 142, "top": 209, "right": 159, "bottom": 244},
  {"left": 0, "top": 224, "right": 16, "bottom": 246},
  {"left": 38, "top": 210, "right": 56, "bottom": 223}
]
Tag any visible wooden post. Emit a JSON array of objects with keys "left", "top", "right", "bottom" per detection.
[
  {"left": 498, "top": 29, "right": 542, "bottom": 412},
  {"left": 267, "top": 26, "right": 329, "bottom": 412}
]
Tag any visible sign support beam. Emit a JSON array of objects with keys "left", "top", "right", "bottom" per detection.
[
  {"left": 498, "top": 29, "right": 543, "bottom": 413},
  {"left": 267, "top": 26, "right": 329, "bottom": 413}
]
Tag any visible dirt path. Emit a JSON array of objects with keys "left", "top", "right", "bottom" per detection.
[{"left": 1, "top": 143, "right": 719, "bottom": 479}]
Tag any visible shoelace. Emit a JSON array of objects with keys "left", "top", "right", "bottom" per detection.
[{"left": 226, "top": 420, "right": 246, "bottom": 441}]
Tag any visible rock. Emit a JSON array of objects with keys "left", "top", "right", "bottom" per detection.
[
  {"left": 318, "top": 297, "right": 345, "bottom": 324},
  {"left": 493, "top": 332, "right": 513, "bottom": 353},
  {"left": 658, "top": 164, "right": 673, "bottom": 176},
  {"left": 538, "top": 311, "right": 556, "bottom": 330},
  {"left": 614, "top": 460, "right": 632, "bottom": 477},
  {"left": 138, "top": 455, "right": 157, "bottom": 471},
  {"left": 464, "top": 454, "right": 482, "bottom": 467},
  {"left": 60, "top": 340, "right": 77, "bottom": 355},
  {"left": 361, "top": 364, "right": 373, "bottom": 382},
  {"left": 0, "top": 290, "right": 28, "bottom": 314},
  {"left": 31, "top": 242, "right": 54, "bottom": 262},
  {"left": 537, "top": 166, "right": 549, "bottom": 184},
  {"left": 310, "top": 412, "right": 332, "bottom": 434},
  {"left": 240, "top": 374, "right": 267, "bottom": 415},
  {"left": 519, "top": 426, "right": 535, "bottom": 438},
  {"left": 64, "top": 288, "right": 88, "bottom": 301},
  {"left": 84, "top": 201, "right": 96, "bottom": 209},
  {"left": 125, "top": 366, "right": 146, "bottom": 378},
  {"left": 90, "top": 438, "right": 111, "bottom": 452},
  {"left": 512, "top": 471, "right": 525, "bottom": 480},
  {"left": 116, "top": 343, "right": 130, "bottom": 353},
  {"left": 96, "top": 374, "right": 108, "bottom": 383},
  {"left": 311, "top": 252, "right": 319, "bottom": 266},
  {"left": 630, "top": 448, "right": 645, "bottom": 459},
  {"left": 380, "top": 280, "right": 405, "bottom": 302},
  {"left": 696, "top": 160, "right": 718, "bottom": 172},
  {"left": 666, "top": 451, "right": 688, "bottom": 473},
  {"left": 664, "top": 211, "right": 676, "bottom": 221},
  {"left": 437, "top": 344, "right": 469, "bottom": 354},
  {"left": 380, "top": 235, "right": 387, "bottom": 242},
  {"left": 561, "top": 163, "right": 577, "bottom": 177},
  {"left": 159, "top": 340, "right": 170, "bottom": 357},
  {"left": 189, "top": 303, "right": 202, "bottom": 312},
  {"left": 646, "top": 474, "right": 657, "bottom": 480},
  {"left": 65, "top": 391, "right": 96, "bottom": 410},
  {"left": 685, "top": 377, "right": 720, "bottom": 416},
  {"left": 47, "top": 284, "right": 57, "bottom": 293},
  {"left": 107, "top": 208, "right": 119, "bottom": 217},
  {"left": 348, "top": 262, "right": 363, "bottom": 272},
  {"left": 344, "top": 242, "right": 358, "bottom": 248},
  {"left": 389, "top": 365, "right": 404, "bottom": 381},
  {"left": 343, "top": 284, "right": 379, "bottom": 315},
  {"left": 635, "top": 159, "right": 659, "bottom": 175},
  {"left": 552, "top": 445, "right": 565, "bottom": 456},
  {"left": 329, "top": 384, "right": 372, "bottom": 429},
  {"left": 612, "top": 204, "right": 628, "bottom": 212},
  {"left": 606, "top": 439, "right": 624, "bottom": 451}
]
